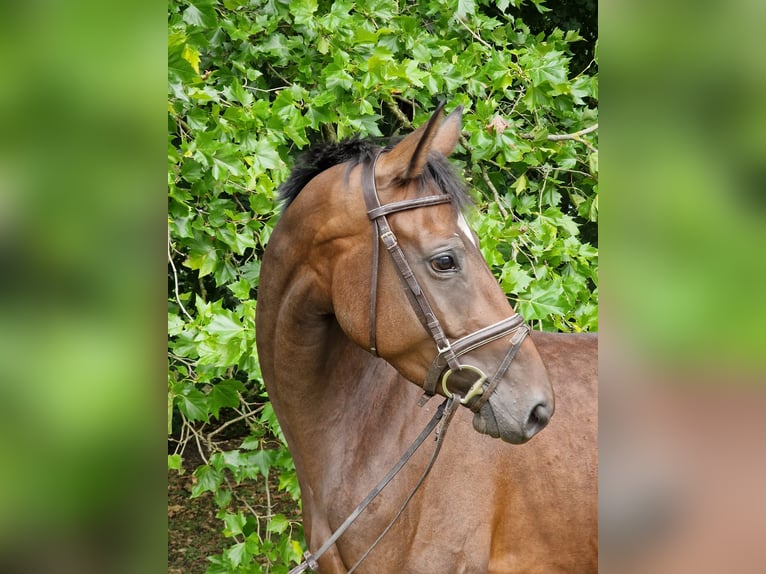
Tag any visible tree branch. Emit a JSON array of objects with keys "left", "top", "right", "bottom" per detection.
[
  {"left": 480, "top": 167, "right": 508, "bottom": 219},
  {"left": 546, "top": 123, "right": 598, "bottom": 141},
  {"left": 168, "top": 229, "right": 193, "bottom": 321},
  {"left": 457, "top": 18, "right": 492, "bottom": 50},
  {"left": 519, "top": 123, "right": 599, "bottom": 142},
  {"left": 385, "top": 99, "right": 414, "bottom": 130}
]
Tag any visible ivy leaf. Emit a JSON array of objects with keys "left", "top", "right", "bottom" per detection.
[
  {"left": 253, "top": 139, "right": 283, "bottom": 171},
  {"left": 516, "top": 282, "right": 567, "bottom": 321},
  {"left": 209, "top": 379, "right": 245, "bottom": 419},
  {"left": 207, "top": 312, "right": 243, "bottom": 342},
  {"left": 500, "top": 263, "right": 533, "bottom": 293},
  {"left": 267, "top": 514, "right": 290, "bottom": 535},
  {"left": 455, "top": 0, "right": 477, "bottom": 21},
  {"left": 191, "top": 464, "right": 223, "bottom": 498},
  {"left": 168, "top": 313, "right": 185, "bottom": 336},
  {"left": 250, "top": 449, "right": 275, "bottom": 478},
  {"left": 514, "top": 173, "right": 527, "bottom": 195},
  {"left": 225, "top": 542, "right": 249, "bottom": 568},
  {"left": 182, "top": 44, "right": 201, "bottom": 75},
  {"left": 223, "top": 512, "right": 247, "bottom": 536},
  {"left": 168, "top": 454, "right": 182, "bottom": 470},
  {"left": 182, "top": 0, "right": 218, "bottom": 28},
  {"left": 240, "top": 435, "right": 261, "bottom": 450},
  {"left": 290, "top": 0, "right": 318, "bottom": 26},
  {"left": 589, "top": 151, "right": 598, "bottom": 175},
  {"left": 185, "top": 242, "right": 218, "bottom": 278},
  {"left": 177, "top": 388, "right": 209, "bottom": 422},
  {"left": 227, "top": 278, "right": 252, "bottom": 301},
  {"left": 213, "top": 488, "right": 232, "bottom": 508}
]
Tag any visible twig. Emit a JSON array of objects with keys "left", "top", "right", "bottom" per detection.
[
  {"left": 244, "top": 84, "right": 290, "bottom": 93},
  {"left": 538, "top": 166, "right": 550, "bottom": 214},
  {"left": 169, "top": 351, "right": 197, "bottom": 370},
  {"left": 547, "top": 123, "right": 598, "bottom": 141},
  {"left": 168, "top": 229, "right": 193, "bottom": 321},
  {"left": 264, "top": 468, "right": 273, "bottom": 553},
  {"left": 457, "top": 18, "right": 492, "bottom": 50},
  {"left": 385, "top": 99, "right": 413, "bottom": 130},
  {"left": 321, "top": 122, "right": 337, "bottom": 142},
  {"left": 480, "top": 166, "right": 508, "bottom": 219},
  {"left": 207, "top": 405, "right": 259, "bottom": 439},
  {"left": 578, "top": 137, "right": 597, "bottom": 154},
  {"left": 518, "top": 123, "right": 599, "bottom": 142},
  {"left": 173, "top": 420, "right": 188, "bottom": 456},
  {"left": 183, "top": 417, "right": 210, "bottom": 465},
  {"left": 507, "top": 88, "right": 525, "bottom": 118},
  {"left": 266, "top": 64, "right": 291, "bottom": 87}
]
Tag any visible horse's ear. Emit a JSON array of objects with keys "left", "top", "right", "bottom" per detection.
[
  {"left": 379, "top": 101, "right": 449, "bottom": 181},
  {"left": 432, "top": 105, "right": 463, "bottom": 157}
]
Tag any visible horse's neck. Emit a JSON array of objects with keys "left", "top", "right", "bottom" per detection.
[{"left": 263, "top": 276, "right": 418, "bottom": 480}]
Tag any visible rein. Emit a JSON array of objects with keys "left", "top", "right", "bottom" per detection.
[
  {"left": 287, "top": 396, "right": 458, "bottom": 574},
  {"left": 288, "top": 149, "right": 531, "bottom": 572}
]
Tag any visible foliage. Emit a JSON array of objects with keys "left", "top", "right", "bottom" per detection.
[{"left": 168, "top": 0, "right": 597, "bottom": 571}]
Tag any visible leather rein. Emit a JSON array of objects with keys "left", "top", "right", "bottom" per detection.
[{"left": 288, "top": 149, "right": 530, "bottom": 573}]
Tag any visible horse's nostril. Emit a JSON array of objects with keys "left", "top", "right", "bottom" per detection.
[{"left": 525, "top": 402, "right": 552, "bottom": 437}]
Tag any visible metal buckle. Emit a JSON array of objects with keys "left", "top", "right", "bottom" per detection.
[
  {"left": 441, "top": 365, "right": 488, "bottom": 405},
  {"left": 379, "top": 230, "right": 397, "bottom": 248}
]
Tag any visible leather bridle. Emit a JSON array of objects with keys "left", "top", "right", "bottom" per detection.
[
  {"left": 287, "top": 149, "right": 534, "bottom": 574},
  {"left": 362, "top": 149, "right": 530, "bottom": 411}
]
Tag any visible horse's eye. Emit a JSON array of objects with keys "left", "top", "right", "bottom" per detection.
[{"left": 431, "top": 254, "right": 457, "bottom": 272}]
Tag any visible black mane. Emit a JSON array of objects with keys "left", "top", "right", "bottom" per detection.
[{"left": 278, "top": 136, "right": 472, "bottom": 213}]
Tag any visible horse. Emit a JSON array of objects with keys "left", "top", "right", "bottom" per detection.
[{"left": 255, "top": 103, "right": 597, "bottom": 573}]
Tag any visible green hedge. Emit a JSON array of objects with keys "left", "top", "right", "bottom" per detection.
[{"left": 168, "top": 0, "right": 597, "bottom": 571}]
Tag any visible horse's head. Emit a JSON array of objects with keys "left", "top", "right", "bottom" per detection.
[{"left": 283, "top": 104, "right": 554, "bottom": 444}]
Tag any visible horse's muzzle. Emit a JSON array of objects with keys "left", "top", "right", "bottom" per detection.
[{"left": 473, "top": 393, "right": 553, "bottom": 444}]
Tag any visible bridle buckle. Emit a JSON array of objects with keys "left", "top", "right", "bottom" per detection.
[
  {"left": 441, "top": 364, "right": 488, "bottom": 406},
  {"left": 379, "top": 230, "right": 397, "bottom": 249},
  {"left": 436, "top": 340, "right": 452, "bottom": 355}
]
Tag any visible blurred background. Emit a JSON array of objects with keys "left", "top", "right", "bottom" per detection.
[
  {"left": 600, "top": 0, "right": 766, "bottom": 571},
  {"left": 0, "top": 1, "right": 164, "bottom": 572},
  {"left": 0, "top": 0, "right": 763, "bottom": 572}
]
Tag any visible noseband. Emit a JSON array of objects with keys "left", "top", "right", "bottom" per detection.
[{"left": 361, "top": 150, "right": 530, "bottom": 411}]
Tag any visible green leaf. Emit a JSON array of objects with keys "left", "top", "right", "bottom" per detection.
[
  {"left": 213, "top": 488, "right": 232, "bottom": 508},
  {"left": 185, "top": 243, "right": 218, "bottom": 278},
  {"left": 227, "top": 278, "right": 252, "bottom": 301},
  {"left": 253, "top": 139, "right": 283, "bottom": 171},
  {"left": 181, "top": 44, "right": 201, "bottom": 75},
  {"left": 191, "top": 465, "right": 223, "bottom": 498},
  {"left": 240, "top": 435, "right": 261, "bottom": 450},
  {"left": 209, "top": 379, "right": 245, "bottom": 418},
  {"left": 223, "top": 512, "right": 247, "bottom": 536},
  {"left": 225, "top": 542, "right": 249, "bottom": 568},
  {"left": 177, "top": 388, "right": 209, "bottom": 421},
  {"left": 168, "top": 454, "right": 182, "bottom": 470},
  {"left": 290, "top": 0, "right": 318, "bottom": 26},
  {"left": 267, "top": 513, "right": 289, "bottom": 535},
  {"left": 207, "top": 312, "right": 243, "bottom": 342},
  {"left": 589, "top": 151, "right": 598, "bottom": 175},
  {"left": 501, "top": 263, "right": 533, "bottom": 293},
  {"left": 182, "top": 0, "right": 218, "bottom": 28},
  {"left": 250, "top": 449, "right": 275, "bottom": 477},
  {"left": 168, "top": 313, "right": 185, "bottom": 336},
  {"left": 514, "top": 173, "right": 527, "bottom": 195},
  {"left": 516, "top": 282, "right": 567, "bottom": 321},
  {"left": 455, "top": 0, "right": 477, "bottom": 21}
]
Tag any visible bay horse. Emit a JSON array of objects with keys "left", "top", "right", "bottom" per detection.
[{"left": 256, "top": 103, "right": 597, "bottom": 573}]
